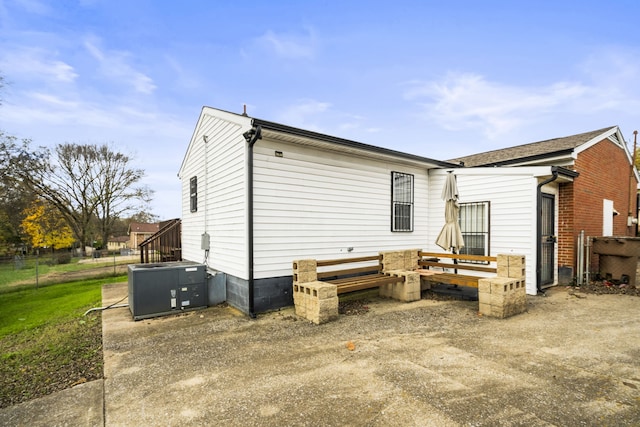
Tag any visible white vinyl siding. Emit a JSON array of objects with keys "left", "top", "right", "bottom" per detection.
[
  {"left": 179, "top": 110, "right": 251, "bottom": 279},
  {"left": 252, "top": 139, "right": 430, "bottom": 278},
  {"left": 428, "top": 169, "right": 544, "bottom": 294}
]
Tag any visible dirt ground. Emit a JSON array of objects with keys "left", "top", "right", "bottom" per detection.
[{"left": 100, "top": 283, "right": 640, "bottom": 426}]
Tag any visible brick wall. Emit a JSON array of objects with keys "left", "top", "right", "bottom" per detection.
[
  {"left": 570, "top": 138, "right": 639, "bottom": 270},
  {"left": 558, "top": 182, "right": 574, "bottom": 267}
]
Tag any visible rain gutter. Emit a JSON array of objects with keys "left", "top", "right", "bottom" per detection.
[
  {"left": 251, "top": 118, "right": 459, "bottom": 169},
  {"left": 472, "top": 148, "right": 575, "bottom": 167},
  {"left": 243, "top": 125, "right": 262, "bottom": 318}
]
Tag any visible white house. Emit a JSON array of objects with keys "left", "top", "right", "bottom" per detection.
[{"left": 178, "top": 106, "right": 577, "bottom": 315}]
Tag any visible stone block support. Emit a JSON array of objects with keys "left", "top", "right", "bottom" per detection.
[
  {"left": 380, "top": 249, "right": 421, "bottom": 271},
  {"left": 292, "top": 259, "right": 318, "bottom": 283},
  {"left": 380, "top": 251, "right": 404, "bottom": 271},
  {"left": 380, "top": 270, "right": 421, "bottom": 302},
  {"left": 292, "top": 281, "right": 338, "bottom": 325},
  {"left": 478, "top": 277, "right": 527, "bottom": 318},
  {"left": 497, "top": 254, "right": 526, "bottom": 279}
]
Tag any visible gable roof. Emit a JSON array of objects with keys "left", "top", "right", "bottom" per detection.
[
  {"left": 450, "top": 126, "right": 618, "bottom": 167},
  {"left": 179, "top": 106, "right": 460, "bottom": 176}
]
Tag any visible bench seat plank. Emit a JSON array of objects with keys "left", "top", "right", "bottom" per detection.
[
  {"left": 419, "top": 261, "right": 496, "bottom": 273},
  {"left": 420, "top": 272, "right": 481, "bottom": 288},
  {"left": 419, "top": 252, "right": 497, "bottom": 263},
  {"left": 317, "top": 265, "right": 380, "bottom": 280},
  {"left": 326, "top": 273, "right": 405, "bottom": 295}
]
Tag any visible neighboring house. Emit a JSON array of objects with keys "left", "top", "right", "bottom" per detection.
[
  {"left": 178, "top": 107, "right": 612, "bottom": 315},
  {"left": 128, "top": 222, "right": 160, "bottom": 251},
  {"left": 452, "top": 126, "right": 639, "bottom": 282},
  {"left": 107, "top": 235, "right": 129, "bottom": 252}
]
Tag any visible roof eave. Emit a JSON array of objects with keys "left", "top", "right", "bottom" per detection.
[
  {"left": 469, "top": 148, "right": 576, "bottom": 167},
  {"left": 252, "top": 118, "right": 459, "bottom": 169}
]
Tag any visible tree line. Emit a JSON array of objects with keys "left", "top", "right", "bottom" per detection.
[
  {"left": 0, "top": 74, "right": 155, "bottom": 257},
  {"left": 0, "top": 132, "right": 155, "bottom": 256}
]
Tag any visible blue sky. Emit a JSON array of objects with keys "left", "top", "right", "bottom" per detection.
[{"left": 1, "top": 0, "right": 639, "bottom": 220}]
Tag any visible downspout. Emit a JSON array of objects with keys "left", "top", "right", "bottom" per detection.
[
  {"left": 536, "top": 166, "right": 559, "bottom": 295},
  {"left": 244, "top": 125, "right": 262, "bottom": 318},
  {"left": 631, "top": 131, "right": 638, "bottom": 236}
]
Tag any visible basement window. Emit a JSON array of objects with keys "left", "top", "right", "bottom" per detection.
[
  {"left": 458, "top": 201, "right": 490, "bottom": 262},
  {"left": 190, "top": 176, "right": 197, "bottom": 212},
  {"left": 391, "top": 171, "right": 414, "bottom": 232}
]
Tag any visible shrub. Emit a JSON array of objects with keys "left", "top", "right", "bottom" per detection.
[{"left": 48, "top": 253, "right": 72, "bottom": 265}]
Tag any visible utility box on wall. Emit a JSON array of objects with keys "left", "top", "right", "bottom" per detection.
[{"left": 128, "top": 262, "right": 207, "bottom": 320}]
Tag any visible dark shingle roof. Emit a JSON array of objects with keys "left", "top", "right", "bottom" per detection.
[{"left": 450, "top": 126, "right": 617, "bottom": 167}]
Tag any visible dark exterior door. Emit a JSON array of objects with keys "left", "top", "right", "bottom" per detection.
[{"left": 540, "top": 193, "right": 555, "bottom": 286}]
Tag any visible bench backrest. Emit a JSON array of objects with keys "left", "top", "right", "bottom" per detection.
[
  {"left": 316, "top": 255, "right": 382, "bottom": 280},
  {"left": 418, "top": 251, "right": 497, "bottom": 274}
]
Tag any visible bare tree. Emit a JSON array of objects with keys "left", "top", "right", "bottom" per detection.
[
  {"left": 5, "top": 142, "right": 152, "bottom": 255},
  {"left": 89, "top": 144, "right": 153, "bottom": 249}
]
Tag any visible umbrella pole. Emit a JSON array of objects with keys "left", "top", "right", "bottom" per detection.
[
  {"left": 452, "top": 248, "right": 459, "bottom": 289},
  {"left": 452, "top": 248, "right": 458, "bottom": 275}
]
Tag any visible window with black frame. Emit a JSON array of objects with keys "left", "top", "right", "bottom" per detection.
[
  {"left": 391, "top": 171, "right": 414, "bottom": 232},
  {"left": 190, "top": 176, "right": 198, "bottom": 212},
  {"left": 458, "top": 201, "right": 489, "bottom": 262}
]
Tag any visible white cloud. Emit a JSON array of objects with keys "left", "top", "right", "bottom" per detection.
[
  {"left": 0, "top": 48, "right": 78, "bottom": 83},
  {"left": 28, "top": 92, "right": 80, "bottom": 108},
  {"left": 405, "top": 73, "right": 595, "bottom": 138},
  {"left": 164, "top": 55, "right": 201, "bottom": 90},
  {"left": 4, "top": 94, "right": 116, "bottom": 128},
  {"left": 257, "top": 28, "right": 318, "bottom": 59},
  {"left": 580, "top": 47, "right": 640, "bottom": 110},
  {"left": 404, "top": 47, "right": 640, "bottom": 140},
  {"left": 2, "top": 89, "right": 190, "bottom": 142},
  {"left": 13, "top": 0, "right": 50, "bottom": 15},
  {"left": 276, "top": 99, "right": 331, "bottom": 130},
  {"left": 337, "top": 114, "right": 383, "bottom": 135},
  {"left": 84, "top": 35, "right": 157, "bottom": 94}
]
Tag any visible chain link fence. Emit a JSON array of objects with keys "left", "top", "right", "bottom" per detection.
[{"left": 0, "top": 251, "right": 138, "bottom": 290}]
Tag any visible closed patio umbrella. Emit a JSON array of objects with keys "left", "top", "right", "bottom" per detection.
[{"left": 436, "top": 172, "right": 465, "bottom": 252}]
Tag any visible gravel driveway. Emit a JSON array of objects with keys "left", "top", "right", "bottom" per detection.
[{"left": 101, "top": 283, "right": 640, "bottom": 426}]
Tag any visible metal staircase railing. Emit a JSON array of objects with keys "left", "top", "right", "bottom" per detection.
[{"left": 138, "top": 219, "right": 182, "bottom": 263}]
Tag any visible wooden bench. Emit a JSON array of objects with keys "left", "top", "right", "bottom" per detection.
[
  {"left": 417, "top": 251, "right": 497, "bottom": 288},
  {"left": 316, "top": 255, "right": 405, "bottom": 294},
  {"left": 293, "top": 251, "right": 422, "bottom": 323}
]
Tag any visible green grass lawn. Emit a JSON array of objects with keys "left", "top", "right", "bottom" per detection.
[
  {"left": 0, "top": 275, "right": 126, "bottom": 408},
  {"left": 0, "top": 254, "right": 132, "bottom": 293},
  {"left": 0, "top": 257, "right": 77, "bottom": 289},
  {"left": 0, "top": 278, "right": 123, "bottom": 337}
]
